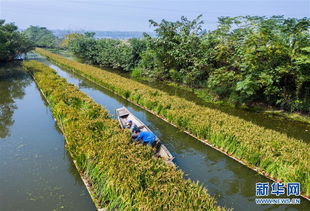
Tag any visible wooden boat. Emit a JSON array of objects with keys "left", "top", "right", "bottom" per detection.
[{"left": 116, "top": 107, "right": 174, "bottom": 165}]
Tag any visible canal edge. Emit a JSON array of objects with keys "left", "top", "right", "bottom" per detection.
[{"left": 29, "top": 72, "right": 106, "bottom": 211}]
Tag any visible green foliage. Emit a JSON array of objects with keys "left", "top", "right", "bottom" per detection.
[
  {"left": 95, "top": 38, "right": 132, "bottom": 70},
  {"left": 207, "top": 16, "right": 310, "bottom": 110},
  {"left": 138, "top": 49, "right": 165, "bottom": 79},
  {"left": 23, "top": 26, "right": 58, "bottom": 48},
  {"left": 68, "top": 33, "right": 147, "bottom": 72},
  {"left": 0, "top": 20, "right": 33, "bottom": 62},
  {"left": 131, "top": 67, "right": 143, "bottom": 78},
  {"left": 143, "top": 15, "right": 310, "bottom": 110},
  {"left": 65, "top": 15, "right": 310, "bottom": 112},
  {"left": 128, "top": 38, "right": 147, "bottom": 68},
  {"left": 140, "top": 15, "right": 310, "bottom": 111},
  {"left": 68, "top": 33, "right": 98, "bottom": 62},
  {"left": 207, "top": 68, "right": 241, "bottom": 99},
  {"left": 23, "top": 59, "right": 224, "bottom": 210},
  {"left": 36, "top": 48, "right": 310, "bottom": 197},
  {"left": 141, "top": 15, "right": 209, "bottom": 87}
]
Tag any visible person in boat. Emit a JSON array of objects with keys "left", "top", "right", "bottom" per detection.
[
  {"left": 127, "top": 120, "right": 141, "bottom": 138},
  {"left": 135, "top": 131, "right": 156, "bottom": 146}
]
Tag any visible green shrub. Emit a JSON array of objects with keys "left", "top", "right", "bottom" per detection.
[{"left": 131, "top": 67, "right": 143, "bottom": 78}]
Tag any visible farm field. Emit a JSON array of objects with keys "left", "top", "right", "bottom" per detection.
[
  {"left": 1, "top": 1, "right": 309, "bottom": 209},
  {"left": 23, "top": 60, "right": 225, "bottom": 210},
  {"left": 31, "top": 52, "right": 310, "bottom": 210},
  {"left": 36, "top": 48, "right": 310, "bottom": 198}
]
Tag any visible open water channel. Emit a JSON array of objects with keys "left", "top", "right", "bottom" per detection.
[{"left": 0, "top": 62, "right": 96, "bottom": 210}]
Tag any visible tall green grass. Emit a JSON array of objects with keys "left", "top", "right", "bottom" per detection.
[
  {"left": 23, "top": 60, "right": 225, "bottom": 210},
  {"left": 36, "top": 48, "right": 310, "bottom": 197}
]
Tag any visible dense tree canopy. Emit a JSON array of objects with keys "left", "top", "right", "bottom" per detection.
[
  {"left": 23, "top": 26, "right": 58, "bottom": 48},
  {"left": 66, "top": 15, "right": 310, "bottom": 112},
  {"left": 0, "top": 20, "right": 33, "bottom": 62},
  {"left": 69, "top": 33, "right": 146, "bottom": 71},
  {"left": 140, "top": 15, "right": 211, "bottom": 87},
  {"left": 205, "top": 16, "right": 310, "bottom": 110}
]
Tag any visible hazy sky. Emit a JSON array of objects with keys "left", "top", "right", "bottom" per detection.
[{"left": 0, "top": 0, "right": 309, "bottom": 31}]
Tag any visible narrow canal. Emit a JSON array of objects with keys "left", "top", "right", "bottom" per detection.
[
  {"left": 33, "top": 54, "right": 310, "bottom": 210},
  {"left": 0, "top": 62, "right": 96, "bottom": 210}
]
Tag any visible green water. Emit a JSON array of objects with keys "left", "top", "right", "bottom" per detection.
[
  {"left": 0, "top": 62, "right": 96, "bottom": 210},
  {"left": 33, "top": 54, "right": 310, "bottom": 211}
]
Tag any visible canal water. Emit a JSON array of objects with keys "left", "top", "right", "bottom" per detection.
[
  {"left": 0, "top": 62, "right": 96, "bottom": 210},
  {"left": 33, "top": 54, "right": 310, "bottom": 210}
]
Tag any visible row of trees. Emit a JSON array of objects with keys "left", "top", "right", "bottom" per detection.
[
  {"left": 63, "top": 16, "right": 310, "bottom": 112},
  {"left": 66, "top": 32, "right": 146, "bottom": 71},
  {"left": 0, "top": 20, "right": 59, "bottom": 62}
]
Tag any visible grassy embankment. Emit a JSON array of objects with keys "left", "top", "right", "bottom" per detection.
[
  {"left": 36, "top": 48, "right": 310, "bottom": 198},
  {"left": 23, "top": 60, "right": 225, "bottom": 210}
]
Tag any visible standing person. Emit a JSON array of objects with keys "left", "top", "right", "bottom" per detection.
[{"left": 135, "top": 131, "right": 156, "bottom": 146}]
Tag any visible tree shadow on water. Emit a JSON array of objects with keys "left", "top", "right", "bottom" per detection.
[{"left": 0, "top": 62, "right": 31, "bottom": 138}]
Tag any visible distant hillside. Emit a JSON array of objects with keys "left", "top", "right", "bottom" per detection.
[{"left": 51, "top": 30, "right": 155, "bottom": 39}]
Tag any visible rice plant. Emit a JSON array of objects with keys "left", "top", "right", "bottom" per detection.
[
  {"left": 35, "top": 48, "right": 310, "bottom": 198},
  {"left": 23, "top": 60, "right": 225, "bottom": 210}
]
